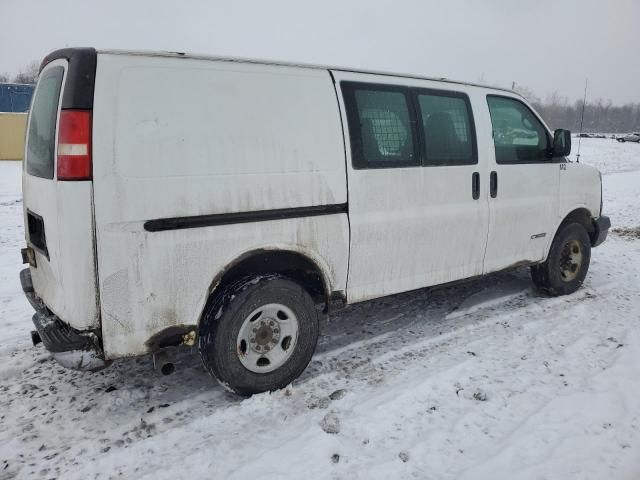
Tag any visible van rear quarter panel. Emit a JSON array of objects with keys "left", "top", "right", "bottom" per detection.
[{"left": 92, "top": 54, "right": 348, "bottom": 358}]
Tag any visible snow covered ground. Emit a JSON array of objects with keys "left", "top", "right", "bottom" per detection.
[{"left": 0, "top": 138, "right": 639, "bottom": 479}]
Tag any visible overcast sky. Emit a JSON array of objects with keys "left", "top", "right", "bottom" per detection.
[{"left": 1, "top": 0, "right": 638, "bottom": 104}]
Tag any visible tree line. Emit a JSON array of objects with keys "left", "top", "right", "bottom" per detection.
[
  {"left": 515, "top": 85, "right": 640, "bottom": 134},
  {"left": 0, "top": 61, "right": 39, "bottom": 85},
  {"left": 534, "top": 98, "right": 640, "bottom": 134}
]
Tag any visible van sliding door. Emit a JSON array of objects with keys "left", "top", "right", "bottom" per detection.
[{"left": 333, "top": 72, "right": 490, "bottom": 302}]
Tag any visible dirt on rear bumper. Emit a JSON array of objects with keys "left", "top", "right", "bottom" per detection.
[{"left": 20, "top": 268, "right": 108, "bottom": 371}]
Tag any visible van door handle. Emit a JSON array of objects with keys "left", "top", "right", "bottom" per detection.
[
  {"left": 490, "top": 171, "right": 498, "bottom": 198},
  {"left": 472, "top": 172, "right": 480, "bottom": 200}
]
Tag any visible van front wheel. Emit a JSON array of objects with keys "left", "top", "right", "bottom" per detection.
[
  {"left": 530, "top": 222, "right": 591, "bottom": 296},
  {"left": 198, "top": 275, "right": 319, "bottom": 396}
]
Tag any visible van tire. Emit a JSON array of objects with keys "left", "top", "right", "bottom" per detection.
[
  {"left": 198, "top": 274, "right": 319, "bottom": 396},
  {"left": 530, "top": 222, "right": 591, "bottom": 296}
]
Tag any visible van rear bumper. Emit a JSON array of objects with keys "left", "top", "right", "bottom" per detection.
[{"left": 20, "top": 268, "right": 108, "bottom": 371}]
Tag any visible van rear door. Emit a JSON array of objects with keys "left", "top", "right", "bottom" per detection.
[{"left": 22, "top": 49, "right": 99, "bottom": 330}]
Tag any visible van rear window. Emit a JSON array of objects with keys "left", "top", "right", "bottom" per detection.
[{"left": 26, "top": 66, "right": 64, "bottom": 179}]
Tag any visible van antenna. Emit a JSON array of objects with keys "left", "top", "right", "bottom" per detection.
[{"left": 576, "top": 78, "right": 588, "bottom": 163}]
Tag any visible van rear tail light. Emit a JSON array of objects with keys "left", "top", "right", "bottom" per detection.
[{"left": 57, "top": 109, "right": 92, "bottom": 180}]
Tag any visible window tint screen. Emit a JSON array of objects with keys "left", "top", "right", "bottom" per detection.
[{"left": 342, "top": 82, "right": 418, "bottom": 169}]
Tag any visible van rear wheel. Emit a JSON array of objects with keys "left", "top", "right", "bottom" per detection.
[
  {"left": 198, "top": 275, "right": 319, "bottom": 396},
  {"left": 530, "top": 222, "right": 591, "bottom": 296}
]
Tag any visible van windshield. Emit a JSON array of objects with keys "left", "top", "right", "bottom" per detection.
[{"left": 26, "top": 66, "right": 64, "bottom": 179}]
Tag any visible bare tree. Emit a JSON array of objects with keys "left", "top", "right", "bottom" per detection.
[
  {"left": 13, "top": 61, "right": 40, "bottom": 84},
  {"left": 513, "top": 84, "right": 540, "bottom": 104},
  {"left": 0, "top": 73, "right": 9, "bottom": 83}
]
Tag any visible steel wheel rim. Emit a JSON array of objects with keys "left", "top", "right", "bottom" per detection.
[
  {"left": 236, "top": 303, "right": 299, "bottom": 373},
  {"left": 559, "top": 239, "right": 583, "bottom": 282}
]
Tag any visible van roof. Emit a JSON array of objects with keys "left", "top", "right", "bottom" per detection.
[{"left": 97, "top": 48, "right": 520, "bottom": 96}]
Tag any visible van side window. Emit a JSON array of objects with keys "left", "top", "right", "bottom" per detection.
[
  {"left": 487, "top": 95, "right": 551, "bottom": 164},
  {"left": 26, "top": 66, "right": 65, "bottom": 179},
  {"left": 416, "top": 91, "right": 476, "bottom": 166},
  {"left": 342, "top": 82, "right": 419, "bottom": 169}
]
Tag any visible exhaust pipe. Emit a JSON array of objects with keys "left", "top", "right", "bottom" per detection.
[{"left": 153, "top": 351, "right": 175, "bottom": 376}]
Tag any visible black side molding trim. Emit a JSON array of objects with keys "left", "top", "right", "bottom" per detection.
[{"left": 144, "top": 203, "right": 349, "bottom": 232}]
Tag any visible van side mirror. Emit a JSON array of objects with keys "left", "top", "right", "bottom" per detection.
[{"left": 552, "top": 129, "right": 571, "bottom": 157}]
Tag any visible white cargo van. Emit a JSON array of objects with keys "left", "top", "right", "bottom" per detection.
[{"left": 20, "top": 48, "right": 610, "bottom": 395}]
